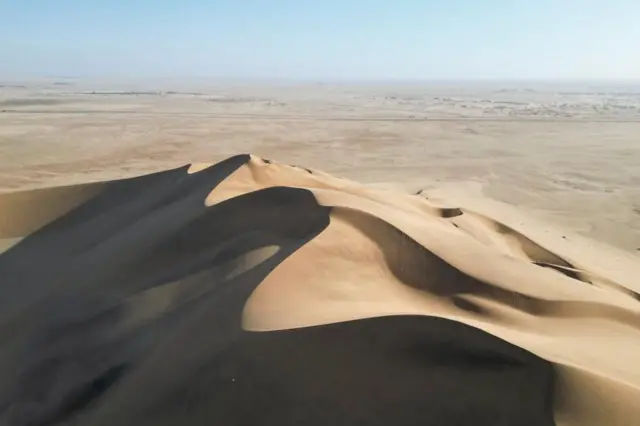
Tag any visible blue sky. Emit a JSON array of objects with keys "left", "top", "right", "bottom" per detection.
[{"left": 2, "top": 0, "right": 639, "bottom": 80}]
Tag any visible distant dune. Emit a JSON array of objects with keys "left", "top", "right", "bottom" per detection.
[
  {"left": 2, "top": 80, "right": 640, "bottom": 254},
  {"left": 0, "top": 155, "right": 638, "bottom": 425}
]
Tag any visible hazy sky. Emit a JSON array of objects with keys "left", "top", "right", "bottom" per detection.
[{"left": 2, "top": 0, "right": 639, "bottom": 80}]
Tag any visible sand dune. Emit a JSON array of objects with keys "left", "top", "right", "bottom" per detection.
[{"left": 0, "top": 154, "right": 639, "bottom": 425}]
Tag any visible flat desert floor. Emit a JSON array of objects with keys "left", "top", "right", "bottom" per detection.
[{"left": 1, "top": 78, "right": 639, "bottom": 252}]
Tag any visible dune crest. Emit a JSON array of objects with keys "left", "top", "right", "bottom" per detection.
[{"left": 0, "top": 154, "right": 638, "bottom": 426}]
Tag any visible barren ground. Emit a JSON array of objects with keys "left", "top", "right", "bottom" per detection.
[{"left": 1, "top": 78, "right": 639, "bottom": 252}]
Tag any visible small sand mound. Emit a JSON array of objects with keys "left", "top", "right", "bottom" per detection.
[{"left": 0, "top": 154, "right": 638, "bottom": 426}]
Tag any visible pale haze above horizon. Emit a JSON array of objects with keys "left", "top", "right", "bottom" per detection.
[{"left": 2, "top": 0, "right": 639, "bottom": 81}]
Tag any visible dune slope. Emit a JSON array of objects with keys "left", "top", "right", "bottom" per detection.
[{"left": 0, "top": 154, "right": 639, "bottom": 426}]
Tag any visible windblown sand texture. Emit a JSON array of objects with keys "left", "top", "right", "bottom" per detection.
[{"left": 0, "top": 154, "right": 639, "bottom": 426}]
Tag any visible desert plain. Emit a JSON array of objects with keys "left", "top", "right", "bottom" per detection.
[{"left": 1, "top": 78, "right": 639, "bottom": 252}]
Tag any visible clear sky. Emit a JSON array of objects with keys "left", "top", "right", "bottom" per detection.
[{"left": 2, "top": 0, "right": 639, "bottom": 80}]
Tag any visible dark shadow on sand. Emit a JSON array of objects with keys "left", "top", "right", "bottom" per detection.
[{"left": 0, "top": 155, "right": 555, "bottom": 426}]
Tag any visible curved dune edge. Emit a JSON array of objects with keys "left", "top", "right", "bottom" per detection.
[
  {"left": 0, "top": 182, "right": 106, "bottom": 240},
  {"left": 206, "top": 155, "right": 640, "bottom": 425},
  {"left": 0, "top": 154, "right": 639, "bottom": 425}
]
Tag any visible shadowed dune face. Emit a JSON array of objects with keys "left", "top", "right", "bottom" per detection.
[
  {"left": 0, "top": 155, "right": 639, "bottom": 425},
  {"left": 0, "top": 183, "right": 106, "bottom": 239}
]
